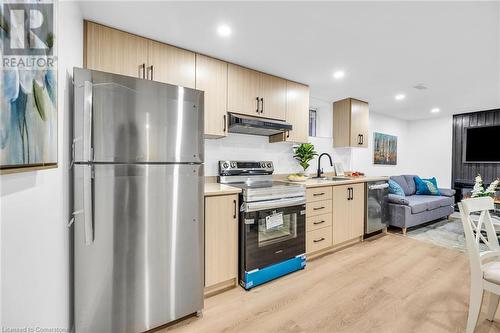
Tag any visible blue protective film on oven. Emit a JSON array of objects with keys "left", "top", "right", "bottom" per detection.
[{"left": 242, "top": 254, "right": 306, "bottom": 290}]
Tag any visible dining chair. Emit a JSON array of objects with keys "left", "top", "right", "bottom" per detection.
[{"left": 459, "top": 197, "right": 500, "bottom": 333}]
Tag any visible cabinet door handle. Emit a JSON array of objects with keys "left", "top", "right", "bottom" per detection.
[
  {"left": 313, "top": 237, "right": 325, "bottom": 243},
  {"left": 313, "top": 206, "right": 325, "bottom": 211},
  {"left": 147, "top": 65, "right": 154, "bottom": 80},
  {"left": 139, "top": 63, "right": 145, "bottom": 79},
  {"left": 286, "top": 131, "right": 290, "bottom": 138},
  {"left": 313, "top": 220, "right": 325, "bottom": 225},
  {"left": 260, "top": 97, "right": 264, "bottom": 113},
  {"left": 223, "top": 114, "right": 227, "bottom": 132},
  {"left": 313, "top": 192, "right": 325, "bottom": 196},
  {"left": 360, "top": 134, "right": 364, "bottom": 145},
  {"left": 347, "top": 187, "right": 352, "bottom": 200},
  {"left": 233, "top": 199, "right": 237, "bottom": 219},
  {"left": 256, "top": 97, "right": 260, "bottom": 113},
  {"left": 351, "top": 187, "right": 354, "bottom": 200}
]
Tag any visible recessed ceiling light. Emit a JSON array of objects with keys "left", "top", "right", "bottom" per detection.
[
  {"left": 431, "top": 108, "right": 440, "bottom": 113},
  {"left": 217, "top": 24, "right": 232, "bottom": 37},
  {"left": 395, "top": 94, "right": 406, "bottom": 101},
  {"left": 333, "top": 70, "right": 345, "bottom": 79}
]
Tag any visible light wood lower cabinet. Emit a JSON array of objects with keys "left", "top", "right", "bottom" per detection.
[
  {"left": 196, "top": 55, "right": 228, "bottom": 138},
  {"left": 204, "top": 194, "right": 238, "bottom": 289},
  {"left": 306, "top": 213, "right": 332, "bottom": 232},
  {"left": 306, "top": 184, "right": 365, "bottom": 255},
  {"left": 306, "top": 226, "right": 332, "bottom": 253},
  {"left": 332, "top": 183, "right": 365, "bottom": 245}
]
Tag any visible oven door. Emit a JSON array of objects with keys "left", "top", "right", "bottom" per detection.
[{"left": 241, "top": 203, "right": 306, "bottom": 272}]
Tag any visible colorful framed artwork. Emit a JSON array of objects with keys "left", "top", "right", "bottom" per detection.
[
  {"left": 373, "top": 132, "right": 397, "bottom": 165},
  {"left": 1, "top": 1, "right": 57, "bottom": 173}
]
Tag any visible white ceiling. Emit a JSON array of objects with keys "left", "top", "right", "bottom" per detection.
[{"left": 78, "top": 1, "right": 500, "bottom": 120}]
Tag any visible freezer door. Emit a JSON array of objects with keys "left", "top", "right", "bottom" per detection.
[
  {"left": 73, "top": 164, "right": 204, "bottom": 333},
  {"left": 73, "top": 68, "right": 204, "bottom": 163}
]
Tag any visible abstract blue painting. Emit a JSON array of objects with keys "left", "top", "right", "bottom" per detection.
[
  {"left": 1, "top": 1, "right": 57, "bottom": 172},
  {"left": 373, "top": 132, "right": 397, "bottom": 165}
]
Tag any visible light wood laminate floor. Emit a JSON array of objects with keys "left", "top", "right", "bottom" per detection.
[{"left": 161, "top": 234, "right": 500, "bottom": 333}]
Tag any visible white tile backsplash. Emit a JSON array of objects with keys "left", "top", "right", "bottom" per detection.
[{"left": 204, "top": 133, "right": 352, "bottom": 176}]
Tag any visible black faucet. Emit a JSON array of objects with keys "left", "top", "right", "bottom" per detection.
[{"left": 316, "top": 153, "right": 333, "bottom": 179}]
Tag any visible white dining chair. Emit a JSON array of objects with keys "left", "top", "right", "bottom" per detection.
[{"left": 459, "top": 197, "right": 500, "bottom": 333}]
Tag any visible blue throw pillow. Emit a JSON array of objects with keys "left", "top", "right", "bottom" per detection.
[
  {"left": 388, "top": 179, "right": 405, "bottom": 197},
  {"left": 414, "top": 176, "right": 441, "bottom": 196}
]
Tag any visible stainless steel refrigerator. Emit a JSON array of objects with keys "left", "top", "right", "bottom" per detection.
[{"left": 72, "top": 68, "right": 204, "bottom": 333}]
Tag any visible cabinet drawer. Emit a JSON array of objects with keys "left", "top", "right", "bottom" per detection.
[
  {"left": 306, "top": 187, "right": 332, "bottom": 203},
  {"left": 306, "top": 226, "right": 332, "bottom": 253},
  {"left": 306, "top": 200, "right": 332, "bottom": 217},
  {"left": 306, "top": 213, "right": 332, "bottom": 232}
]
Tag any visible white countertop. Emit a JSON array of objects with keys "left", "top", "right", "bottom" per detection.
[
  {"left": 204, "top": 183, "right": 242, "bottom": 196},
  {"left": 285, "top": 176, "right": 389, "bottom": 188}
]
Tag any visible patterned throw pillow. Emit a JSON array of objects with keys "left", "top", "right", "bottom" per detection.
[
  {"left": 388, "top": 179, "right": 405, "bottom": 197},
  {"left": 414, "top": 176, "right": 441, "bottom": 196}
]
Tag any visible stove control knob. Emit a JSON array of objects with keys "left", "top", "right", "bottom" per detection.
[
  {"left": 260, "top": 162, "right": 266, "bottom": 168},
  {"left": 222, "top": 162, "right": 229, "bottom": 169},
  {"left": 267, "top": 162, "right": 272, "bottom": 168},
  {"left": 231, "top": 162, "right": 237, "bottom": 168}
]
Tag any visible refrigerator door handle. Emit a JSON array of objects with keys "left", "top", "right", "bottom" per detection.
[
  {"left": 82, "top": 165, "right": 94, "bottom": 245},
  {"left": 83, "top": 81, "right": 93, "bottom": 162}
]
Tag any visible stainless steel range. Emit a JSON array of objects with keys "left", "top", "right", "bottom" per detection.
[{"left": 219, "top": 161, "right": 306, "bottom": 290}]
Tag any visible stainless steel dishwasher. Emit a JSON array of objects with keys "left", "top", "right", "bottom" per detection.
[{"left": 365, "top": 180, "right": 389, "bottom": 235}]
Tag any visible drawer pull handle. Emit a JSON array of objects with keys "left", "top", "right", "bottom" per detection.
[
  {"left": 313, "top": 220, "right": 325, "bottom": 225},
  {"left": 313, "top": 237, "right": 325, "bottom": 243},
  {"left": 313, "top": 192, "right": 325, "bottom": 196},
  {"left": 313, "top": 207, "right": 325, "bottom": 211}
]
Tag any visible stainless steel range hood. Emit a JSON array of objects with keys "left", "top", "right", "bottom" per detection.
[{"left": 227, "top": 113, "right": 293, "bottom": 136}]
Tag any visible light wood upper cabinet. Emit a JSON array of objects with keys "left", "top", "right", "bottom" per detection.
[
  {"left": 260, "top": 73, "right": 286, "bottom": 120},
  {"left": 84, "top": 21, "right": 148, "bottom": 78},
  {"left": 196, "top": 54, "right": 228, "bottom": 138},
  {"left": 270, "top": 81, "right": 309, "bottom": 143},
  {"left": 227, "top": 64, "right": 261, "bottom": 117},
  {"left": 147, "top": 40, "right": 195, "bottom": 88},
  {"left": 205, "top": 194, "right": 238, "bottom": 288},
  {"left": 227, "top": 64, "right": 287, "bottom": 120},
  {"left": 333, "top": 98, "right": 369, "bottom": 148},
  {"left": 332, "top": 183, "right": 365, "bottom": 245}
]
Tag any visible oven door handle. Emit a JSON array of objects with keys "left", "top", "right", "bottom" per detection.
[{"left": 242, "top": 197, "right": 306, "bottom": 212}]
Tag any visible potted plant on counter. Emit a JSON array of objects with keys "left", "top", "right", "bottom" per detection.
[{"left": 288, "top": 143, "right": 318, "bottom": 182}]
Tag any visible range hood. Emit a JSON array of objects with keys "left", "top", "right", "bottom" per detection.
[{"left": 227, "top": 113, "right": 293, "bottom": 136}]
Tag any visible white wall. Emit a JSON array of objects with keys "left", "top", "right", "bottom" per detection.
[
  {"left": 351, "top": 112, "right": 412, "bottom": 176},
  {"left": 350, "top": 112, "right": 453, "bottom": 187},
  {"left": 407, "top": 116, "right": 453, "bottom": 187},
  {"left": 0, "top": 2, "right": 82, "bottom": 330}
]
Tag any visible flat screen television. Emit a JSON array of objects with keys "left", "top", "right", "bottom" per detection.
[{"left": 464, "top": 125, "right": 500, "bottom": 163}]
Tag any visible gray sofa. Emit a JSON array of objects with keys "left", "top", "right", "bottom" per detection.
[{"left": 388, "top": 175, "right": 456, "bottom": 234}]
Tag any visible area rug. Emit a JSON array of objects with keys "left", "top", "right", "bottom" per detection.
[{"left": 406, "top": 214, "right": 488, "bottom": 252}]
